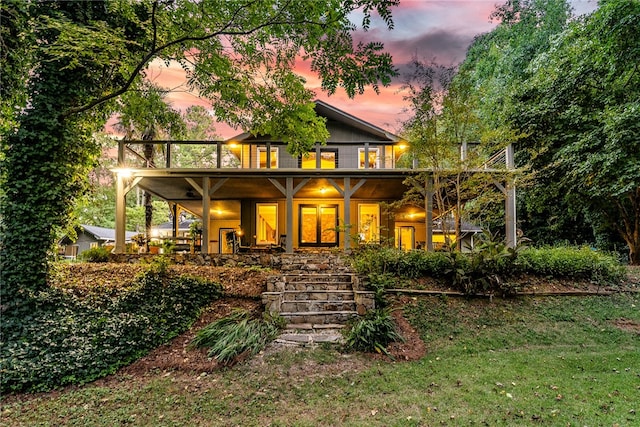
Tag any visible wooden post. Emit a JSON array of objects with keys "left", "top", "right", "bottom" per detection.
[
  {"left": 505, "top": 144, "right": 517, "bottom": 248},
  {"left": 286, "top": 178, "right": 294, "bottom": 253},
  {"left": 115, "top": 173, "right": 126, "bottom": 254},
  {"left": 426, "top": 176, "right": 434, "bottom": 252},
  {"left": 202, "top": 178, "right": 210, "bottom": 253}
]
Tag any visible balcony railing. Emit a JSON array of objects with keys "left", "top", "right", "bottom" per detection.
[{"left": 116, "top": 139, "right": 511, "bottom": 171}]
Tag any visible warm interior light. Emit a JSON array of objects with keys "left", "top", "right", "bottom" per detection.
[
  {"left": 320, "top": 187, "right": 327, "bottom": 194},
  {"left": 228, "top": 143, "right": 238, "bottom": 148},
  {"left": 398, "top": 144, "right": 407, "bottom": 150}
]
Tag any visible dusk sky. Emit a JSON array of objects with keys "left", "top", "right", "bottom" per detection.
[{"left": 141, "top": 0, "right": 599, "bottom": 139}]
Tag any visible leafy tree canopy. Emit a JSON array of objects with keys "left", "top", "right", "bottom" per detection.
[
  {"left": 0, "top": 0, "right": 399, "bottom": 315},
  {"left": 514, "top": 0, "right": 640, "bottom": 263}
]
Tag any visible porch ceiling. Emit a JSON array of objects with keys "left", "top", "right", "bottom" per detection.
[{"left": 129, "top": 170, "right": 412, "bottom": 217}]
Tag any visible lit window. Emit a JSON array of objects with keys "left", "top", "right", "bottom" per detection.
[
  {"left": 358, "top": 148, "right": 379, "bottom": 169},
  {"left": 257, "top": 147, "right": 278, "bottom": 168},
  {"left": 301, "top": 149, "right": 337, "bottom": 169}
]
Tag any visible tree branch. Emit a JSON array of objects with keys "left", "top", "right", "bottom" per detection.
[{"left": 61, "top": 1, "right": 337, "bottom": 118}]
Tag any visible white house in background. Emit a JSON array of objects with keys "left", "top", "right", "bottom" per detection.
[{"left": 58, "top": 224, "right": 137, "bottom": 259}]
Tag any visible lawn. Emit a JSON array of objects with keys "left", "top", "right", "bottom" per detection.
[{"left": 2, "top": 292, "right": 638, "bottom": 426}]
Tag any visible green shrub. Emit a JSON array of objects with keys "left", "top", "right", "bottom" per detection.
[
  {"left": 366, "top": 272, "right": 397, "bottom": 308},
  {"left": 351, "top": 247, "right": 451, "bottom": 278},
  {"left": 1, "top": 267, "right": 223, "bottom": 394},
  {"left": 517, "top": 246, "right": 625, "bottom": 285},
  {"left": 189, "top": 310, "right": 282, "bottom": 365},
  {"left": 79, "top": 246, "right": 111, "bottom": 262},
  {"left": 351, "top": 239, "right": 624, "bottom": 296},
  {"left": 345, "top": 308, "right": 403, "bottom": 355}
]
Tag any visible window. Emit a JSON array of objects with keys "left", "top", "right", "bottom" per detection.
[
  {"left": 358, "top": 204, "right": 380, "bottom": 243},
  {"left": 300, "top": 149, "right": 337, "bottom": 169},
  {"left": 257, "top": 146, "right": 278, "bottom": 168},
  {"left": 256, "top": 203, "right": 278, "bottom": 245},
  {"left": 358, "top": 147, "right": 380, "bottom": 169},
  {"left": 299, "top": 204, "right": 338, "bottom": 246}
]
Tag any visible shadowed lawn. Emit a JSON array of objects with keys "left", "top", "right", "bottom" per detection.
[{"left": 2, "top": 293, "right": 638, "bottom": 426}]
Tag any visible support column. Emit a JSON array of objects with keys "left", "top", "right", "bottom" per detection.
[
  {"left": 425, "top": 176, "right": 434, "bottom": 252},
  {"left": 171, "top": 204, "right": 179, "bottom": 239},
  {"left": 286, "top": 178, "right": 294, "bottom": 253},
  {"left": 505, "top": 144, "right": 517, "bottom": 248},
  {"left": 202, "top": 178, "right": 210, "bottom": 253},
  {"left": 344, "top": 177, "right": 352, "bottom": 250},
  {"left": 115, "top": 174, "right": 126, "bottom": 254}
]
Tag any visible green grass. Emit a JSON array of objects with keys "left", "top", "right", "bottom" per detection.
[{"left": 2, "top": 293, "right": 639, "bottom": 426}]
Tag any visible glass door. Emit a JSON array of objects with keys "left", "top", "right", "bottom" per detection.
[
  {"left": 395, "top": 226, "right": 415, "bottom": 251},
  {"left": 299, "top": 204, "right": 338, "bottom": 246},
  {"left": 256, "top": 203, "right": 278, "bottom": 245}
]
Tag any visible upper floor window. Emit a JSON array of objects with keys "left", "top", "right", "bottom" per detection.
[
  {"left": 358, "top": 147, "right": 380, "bottom": 169},
  {"left": 257, "top": 146, "right": 278, "bottom": 169},
  {"left": 300, "top": 149, "right": 337, "bottom": 169}
]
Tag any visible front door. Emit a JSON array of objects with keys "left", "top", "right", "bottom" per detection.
[{"left": 299, "top": 204, "right": 339, "bottom": 247}]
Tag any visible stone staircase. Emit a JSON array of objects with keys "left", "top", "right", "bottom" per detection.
[{"left": 262, "top": 253, "right": 375, "bottom": 346}]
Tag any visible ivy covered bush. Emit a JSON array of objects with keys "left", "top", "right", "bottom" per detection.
[{"left": 1, "top": 265, "right": 223, "bottom": 394}]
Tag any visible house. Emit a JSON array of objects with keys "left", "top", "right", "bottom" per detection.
[
  {"left": 59, "top": 224, "right": 137, "bottom": 259},
  {"left": 112, "top": 100, "right": 515, "bottom": 254}
]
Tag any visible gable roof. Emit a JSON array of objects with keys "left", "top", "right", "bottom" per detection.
[
  {"left": 78, "top": 224, "right": 137, "bottom": 243},
  {"left": 227, "top": 99, "right": 401, "bottom": 143}
]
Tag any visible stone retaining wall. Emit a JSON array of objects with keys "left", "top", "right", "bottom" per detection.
[{"left": 108, "top": 252, "right": 354, "bottom": 272}]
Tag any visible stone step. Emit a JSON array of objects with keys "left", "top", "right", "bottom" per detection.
[
  {"left": 280, "top": 300, "right": 356, "bottom": 313},
  {"left": 284, "top": 281, "right": 353, "bottom": 291},
  {"left": 283, "top": 290, "right": 354, "bottom": 301},
  {"left": 284, "top": 273, "right": 354, "bottom": 283},
  {"left": 284, "top": 323, "right": 346, "bottom": 332},
  {"left": 280, "top": 311, "right": 358, "bottom": 325},
  {"left": 275, "top": 332, "right": 344, "bottom": 347}
]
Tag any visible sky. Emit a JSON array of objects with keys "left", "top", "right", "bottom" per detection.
[{"left": 140, "top": 0, "right": 599, "bottom": 139}]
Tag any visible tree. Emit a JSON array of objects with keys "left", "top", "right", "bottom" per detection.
[
  {"left": 398, "top": 58, "right": 511, "bottom": 251},
  {"left": 454, "top": 0, "right": 605, "bottom": 247},
  {"left": 513, "top": 0, "right": 640, "bottom": 264},
  {"left": 0, "top": 0, "right": 398, "bottom": 316},
  {"left": 172, "top": 106, "right": 221, "bottom": 168}
]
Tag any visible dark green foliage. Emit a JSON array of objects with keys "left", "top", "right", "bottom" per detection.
[
  {"left": 345, "top": 308, "right": 403, "bottom": 355},
  {"left": 517, "top": 246, "right": 626, "bottom": 285},
  {"left": 189, "top": 310, "right": 283, "bottom": 365},
  {"left": 78, "top": 246, "right": 111, "bottom": 263},
  {"left": 351, "top": 246, "right": 450, "bottom": 278},
  {"left": 0, "top": 267, "right": 222, "bottom": 394},
  {"left": 365, "top": 273, "right": 396, "bottom": 309},
  {"left": 351, "top": 242, "right": 624, "bottom": 296},
  {"left": 443, "top": 231, "right": 525, "bottom": 296}
]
